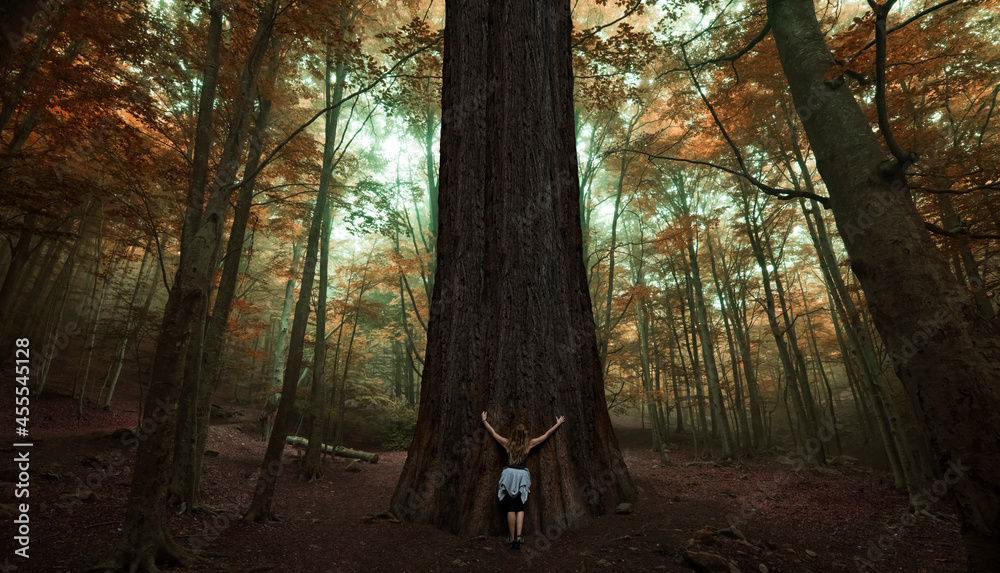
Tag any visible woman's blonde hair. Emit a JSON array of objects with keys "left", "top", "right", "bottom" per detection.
[{"left": 507, "top": 424, "right": 530, "bottom": 465}]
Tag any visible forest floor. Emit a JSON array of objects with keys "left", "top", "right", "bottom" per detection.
[{"left": 2, "top": 394, "right": 966, "bottom": 573}]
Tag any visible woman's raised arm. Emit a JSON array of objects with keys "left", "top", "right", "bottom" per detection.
[
  {"left": 529, "top": 415, "right": 564, "bottom": 448},
  {"left": 482, "top": 411, "right": 508, "bottom": 446}
]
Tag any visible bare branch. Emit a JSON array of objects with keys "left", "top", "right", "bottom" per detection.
[
  {"left": 572, "top": 0, "right": 644, "bottom": 49},
  {"left": 627, "top": 150, "right": 831, "bottom": 206},
  {"left": 677, "top": 44, "right": 832, "bottom": 208},
  {"left": 867, "top": 0, "right": 915, "bottom": 167},
  {"left": 704, "top": 21, "right": 771, "bottom": 66},
  {"left": 850, "top": 0, "right": 961, "bottom": 62},
  {"left": 924, "top": 221, "right": 1000, "bottom": 241},
  {"left": 911, "top": 184, "right": 1000, "bottom": 195},
  {"left": 229, "top": 36, "right": 442, "bottom": 192}
]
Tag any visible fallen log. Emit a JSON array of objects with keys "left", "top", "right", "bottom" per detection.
[{"left": 285, "top": 436, "right": 380, "bottom": 463}]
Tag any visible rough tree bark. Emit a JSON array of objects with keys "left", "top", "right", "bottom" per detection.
[
  {"left": 389, "top": 0, "right": 636, "bottom": 539},
  {"left": 768, "top": 0, "right": 1000, "bottom": 568},
  {"left": 171, "top": 0, "right": 279, "bottom": 510},
  {"left": 90, "top": 1, "right": 239, "bottom": 569}
]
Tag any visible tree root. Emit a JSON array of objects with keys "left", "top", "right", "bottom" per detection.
[
  {"left": 912, "top": 507, "right": 960, "bottom": 527},
  {"left": 86, "top": 536, "right": 204, "bottom": 573},
  {"left": 299, "top": 464, "right": 322, "bottom": 483},
  {"left": 187, "top": 502, "right": 224, "bottom": 515},
  {"left": 242, "top": 506, "right": 281, "bottom": 523}
]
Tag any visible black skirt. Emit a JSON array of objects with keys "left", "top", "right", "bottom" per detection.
[{"left": 501, "top": 492, "right": 525, "bottom": 512}]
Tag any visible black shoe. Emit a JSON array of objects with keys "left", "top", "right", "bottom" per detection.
[
  {"left": 514, "top": 536, "right": 523, "bottom": 550},
  {"left": 506, "top": 537, "right": 515, "bottom": 549}
]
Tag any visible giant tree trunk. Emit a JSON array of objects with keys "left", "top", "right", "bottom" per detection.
[
  {"left": 769, "top": 1, "right": 1000, "bottom": 568},
  {"left": 390, "top": 0, "right": 636, "bottom": 539}
]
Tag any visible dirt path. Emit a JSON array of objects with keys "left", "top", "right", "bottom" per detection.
[{"left": 6, "top": 398, "right": 965, "bottom": 573}]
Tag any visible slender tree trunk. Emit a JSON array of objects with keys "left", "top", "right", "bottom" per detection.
[
  {"left": 707, "top": 230, "right": 752, "bottom": 454},
  {"left": 628, "top": 230, "right": 666, "bottom": 457},
  {"left": 686, "top": 233, "right": 733, "bottom": 457},
  {"left": 244, "top": 11, "right": 340, "bottom": 519},
  {"left": 731, "top": 286, "right": 766, "bottom": 448},
  {"left": 423, "top": 103, "right": 439, "bottom": 284},
  {"left": 939, "top": 195, "right": 993, "bottom": 320},
  {"left": 102, "top": 241, "right": 155, "bottom": 410},
  {"left": 741, "top": 200, "right": 812, "bottom": 453},
  {"left": 270, "top": 242, "right": 302, "bottom": 398},
  {"left": 172, "top": 31, "right": 282, "bottom": 509},
  {"left": 301, "top": 197, "right": 331, "bottom": 479},
  {"left": 677, "top": 264, "right": 709, "bottom": 450},
  {"left": 637, "top": 287, "right": 665, "bottom": 457},
  {"left": 301, "top": 61, "right": 341, "bottom": 473},
  {"left": 766, "top": 238, "right": 826, "bottom": 464},
  {"left": 797, "top": 173, "right": 919, "bottom": 490},
  {"left": 304, "top": 38, "right": 348, "bottom": 476},
  {"left": 34, "top": 208, "right": 90, "bottom": 396},
  {"left": 93, "top": 3, "right": 229, "bottom": 568},
  {"left": 669, "top": 344, "right": 685, "bottom": 433},
  {"left": 0, "top": 213, "right": 37, "bottom": 344},
  {"left": 651, "top": 325, "right": 670, "bottom": 447},
  {"left": 74, "top": 208, "right": 110, "bottom": 418},
  {"left": 598, "top": 157, "right": 627, "bottom": 371},
  {"left": 798, "top": 273, "right": 842, "bottom": 456}
]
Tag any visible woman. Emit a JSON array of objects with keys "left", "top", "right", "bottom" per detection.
[{"left": 481, "top": 411, "right": 565, "bottom": 549}]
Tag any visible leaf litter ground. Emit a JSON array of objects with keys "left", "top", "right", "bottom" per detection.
[{"left": 5, "top": 394, "right": 965, "bottom": 573}]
